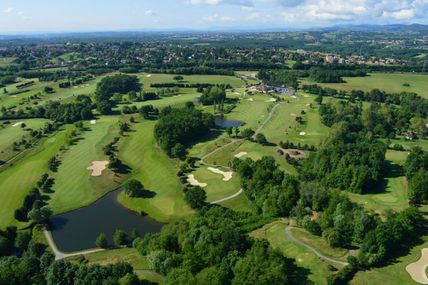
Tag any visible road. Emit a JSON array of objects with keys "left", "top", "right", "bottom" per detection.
[
  {"left": 284, "top": 226, "right": 349, "bottom": 266},
  {"left": 44, "top": 229, "right": 104, "bottom": 260}
]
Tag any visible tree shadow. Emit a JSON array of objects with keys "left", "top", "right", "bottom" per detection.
[
  {"left": 367, "top": 161, "right": 404, "bottom": 195},
  {"left": 285, "top": 257, "right": 314, "bottom": 285},
  {"left": 141, "top": 189, "right": 157, "bottom": 199}
]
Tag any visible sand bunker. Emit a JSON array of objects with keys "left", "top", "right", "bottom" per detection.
[
  {"left": 291, "top": 95, "right": 297, "bottom": 99},
  {"left": 90, "top": 120, "right": 97, "bottom": 125},
  {"left": 265, "top": 98, "right": 277, "bottom": 102},
  {"left": 87, "top": 161, "right": 109, "bottom": 177},
  {"left": 208, "top": 167, "right": 233, "bottom": 181},
  {"left": 290, "top": 113, "right": 297, "bottom": 117},
  {"left": 187, "top": 175, "right": 207, "bottom": 187},
  {"left": 12, "top": 122, "right": 24, "bottom": 127},
  {"left": 146, "top": 74, "right": 152, "bottom": 78},
  {"left": 235, "top": 152, "right": 248, "bottom": 158},
  {"left": 247, "top": 98, "right": 254, "bottom": 102},
  {"left": 278, "top": 149, "right": 306, "bottom": 158},
  {"left": 406, "top": 248, "right": 428, "bottom": 284},
  {"left": 299, "top": 132, "right": 306, "bottom": 136}
]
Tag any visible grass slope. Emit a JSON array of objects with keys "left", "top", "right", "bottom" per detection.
[
  {"left": 49, "top": 116, "right": 121, "bottom": 214},
  {"left": 117, "top": 120, "right": 193, "bottom": 222}
]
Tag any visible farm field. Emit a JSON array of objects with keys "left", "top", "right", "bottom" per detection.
[
  {"left": 302, "top": 72, "right": 428, "bottom": 99},
  {"left": 48, "top": 116, "right": 121, "bottom": 214}
]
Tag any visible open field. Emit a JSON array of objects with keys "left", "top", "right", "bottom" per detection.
[
  {"left": 0, "top": 128, "right": 69, "bottom": 228},
  {"left": 301, "top": 72, "right": 428, "bottom": 99},
  {"left": 0, "top": 57, "right": 16, "bottom": 67},
  {"left": 117, "top": 120, "right": 193, "bottom": 222},
  {"left": 251, "top": 220, "right": 340, "bottom": 285},
  {"left": 0, "top": 118, "right": 49, "bottom": 162},
  {"left": 49, "top": 116, "right": 121, "bottom": 214}
]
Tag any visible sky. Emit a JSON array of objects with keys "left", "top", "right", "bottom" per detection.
[{"left": 1, "top": 0, "right": 428, "bottom": 33}]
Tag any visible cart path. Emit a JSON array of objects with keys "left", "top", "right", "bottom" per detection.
[{"left": 210, "top": 189, "right": 244, "bottom": 204}]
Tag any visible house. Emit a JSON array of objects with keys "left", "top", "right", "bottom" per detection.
[{"left": 405, "top": 131, "right": 417, "bottom": 141}]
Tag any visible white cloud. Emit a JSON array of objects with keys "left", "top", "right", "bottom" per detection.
[
  {"left": 144, "top": 9, "right": 156, "bottom": 16},
  {"left": 187, "top": 0, "right": 254, "bottom": 7},
  {"left": 203, "top": 13, "right": 236, "bottom": 22},
  {"left": 247, "top": 11, "right": 261, "bottom": 20},
  {"left": 3, "top": 7, "right": 14, "bottom": 13}
]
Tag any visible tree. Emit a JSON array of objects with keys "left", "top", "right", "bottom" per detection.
[
  {"left": 173, "top": 75, "right": 184, "bottom": 81},
  {"left": 28, "top": 206, "right": 52, "bottom": 225},
  {"left": 96, "top": 233, "right": 108, "bottom": 248},
  {"left": 234, "top": 127, "right": 240, "bottom": 139},
  {"left": 184, "top": 186, "right": 207, "bottom": 209},
  {"left": 119, "top": 273, "right": 140, "bottom": 285},
  {"left": 14, "top": 231, "right": 31, "bottom": 252},
  {"left": 226, "top": 127, "right": 233, "bottom": 137},
  {"left": 124, "top": 179, "right": 144, "bottom": 198},
  {"left": 171, "top": 143, "right": 187, "bottom": 160},
  {"left": 255, "top": 133, "right": 267, "bottom": 145},
  {"left": 113, "top": 229, "right": 129, "bottom": 246},
  {"left": 409, "top": 169, "right": 428, "bottom": 203}
]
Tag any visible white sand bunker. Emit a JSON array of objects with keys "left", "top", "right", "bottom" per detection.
[
  {"left": 247, "top": 98, "right": 254, "bottom": 102},
  {"left": 146, "top": 74, "right": 152, "bottom": 78},
  {"left": 90, "top": 120, "right": 97, "bottom": 125},
  {"left": 235, "top": 152, "right": 248, "bottom": 158},
  {"left": 265, "top": 98, "right": 277, "bottom": 102},
  {"left": 290, "top": 113, "right": 297, "bottom": 117},
  {"left": 406, "top": 248, "right": 428, "bottom": 284},
  {"left": 291, "top": 95, "right": 297, "bottom": 99},
  {"left": 12, "top": 122, "right": 24, "bottom": 127},
  {"left": 208, "top": 167, "right": 233, "bottom": 182},
  {"left": 300, "top": 132, "right": 306, "bottom": 136},
  {"left": 87, "top": 161, "right": 109, "bottom": 177},
  {"left": 187, "top": 175, "right": 207, "bottom": 187}
]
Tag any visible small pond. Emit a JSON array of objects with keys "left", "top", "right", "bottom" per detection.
[
  {"left": 50, "top": 189, "right": 163, "bottom": 252},
  {"left": 214, "top": 118, "right": 242, "bottom": 128}
]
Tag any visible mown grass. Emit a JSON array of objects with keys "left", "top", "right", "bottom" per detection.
[
  {"left": 301, "top": 72, "right": 428, "bottom": 99},
  {"left": 74, "top": 248, "right": 164, "bottom": 284},
  {"left": 0, "top": 128, "right": 69, "bottom": 228},
  {"left": 49, "top": 116, "right": 121, "bottom": 215},
  {"left": 251, "top": 220, "right": 337, "bottom": 285},
  {"left": 0, "top": 119, "right": 49, "bottom": 162},
  {"left": 117, "top": 120, "right": 193, "bottom": 223}
]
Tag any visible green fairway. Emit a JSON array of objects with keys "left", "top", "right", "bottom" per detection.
[
  {"left": 0, "top": 129, "right": 69, "bottom": 228},
  {"left": 302, "top": 72, "right": 428, "bottom": 99},
  {"left": 251, "top": 220, "right": 338, "bottom": 285},
  {"left": 0, "top": 57, "right": 16, "bottom": 67},
  {"left": 77, "top": 248, "right": 164, "bottom": 283},
  {"left": 117, "top": 120, "right": 193, "bottom": 222},
  {"left": 49, "top": 116, "right": 121, "bottom": 214},
  {"left": 190, "top": 166, "right": 241, "bottom": 202},
  {"left": 218, "top": 193, "right": 253, "bottom": 212},
  {"left": 351, "top": 235, "right": 428, "bottom": 285},
  {"left": 0, "top": 119, "right": 49, "bottom": 162},
  {"left": 137, "top": 73, "right": 244, "bottom": 90}
]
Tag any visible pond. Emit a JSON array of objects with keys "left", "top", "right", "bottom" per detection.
[
  {"left": 214, "top": 118, "right": 242, "bottom": 128},
  {"left": 50, "top": 189, "right": 163, "bottom": 252}
]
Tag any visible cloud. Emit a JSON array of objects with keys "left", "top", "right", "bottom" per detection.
[
  {"left": 187, "top": 0, "right": 254, "bottom": 7},
  {"left": 3, "top": 7, "right": 14, "bottom": 13},
  {"left": 278, "top": 0, "right": 428, "bottom": 24},
  {"left": 203, "top": 13, "right": 236, "bottom": 22},
  {"left": 144, "top": 9, "right": 156, "bottom": 16}
]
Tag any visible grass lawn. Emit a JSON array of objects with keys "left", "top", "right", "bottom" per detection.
[
  {"left": 0, "top": 57, "right": 16, "bottom": 67},
  {"left": 190, "top": 166, "right": 241, "bottom": 202},
  {"left": 351, "top": 235, "right": 428, "bottom": 285},
  {"left": 137, "top": 73, "right": 244, "bottom": 90},
  {"left": 74, "top": 248, "right": 164, "bottom": 284},
  {"left": 49, "top": 116, "right": 121, "bottom": 214},
  {"left": 218, "top": 193, "right": 253, "bottom": 212},
  {"left": 0, "top": 119, "right": 49, "bottom": 162},
  {"left": 117, "top": 120, "right": 193, "bottom": 223},
  {"left": 301, "top": 72, "right": 428, "bottom": 99},
  {"left": 251, "top": 220, "right": 337, "bottom": 285},
  {"left": 0, "top": 128, "right": 69, "bottom": 229}
]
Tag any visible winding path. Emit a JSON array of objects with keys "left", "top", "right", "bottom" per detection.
[
  {"left": 44, "top": 229, "right": 104, "bottom": 260},
  {"left": 255, "top": 101, "right": 285, "bottom": 134},
  {"left": 210, "top": 189, "right": 244, "bottom": 204},
  {"left": 285, "top": 226, "right": 349, "bottom": 266}
]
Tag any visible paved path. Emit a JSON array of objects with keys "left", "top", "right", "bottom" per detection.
[
  {"left": 285, "top": 226, "right": 349, "bottom": 266},
  {"left": 255, "top": 101, "right": 285, "bottom": 134},
  {"left": 200, "top": 139, "right": 242, "bottom": 167},
  {"left": 44, "top": 230, "right": 104, "bottom": 260},
  {"left": 210, "top": 189, "right": 244, "bottom": 204}
]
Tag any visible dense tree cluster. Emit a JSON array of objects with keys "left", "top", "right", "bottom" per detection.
[
  {"left": 95, "top": 74, "right": 142, "bottom": 114},
  {"left": 199, "top": 86, "right": 227, "bottom": 105},
  {"left": 258, "top": 70, "right": 300, "bottom": 88},
  {"left": 154, "top": 107, "right": 214, "bottom": 157},
  {"left": 136, "top": 206, "right": 302, "bottom": 285},
  {"left": 404, "top": 147, "right": 428, "bottom": 203}
]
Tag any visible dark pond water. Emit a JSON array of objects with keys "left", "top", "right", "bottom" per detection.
[
  {"left": 50, "top": 189, "right": 163, "bottom": 252},
  {"left": 214, "top": 118, "right": 242, "bottom": 128}
]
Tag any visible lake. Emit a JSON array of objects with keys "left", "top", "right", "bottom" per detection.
[
  {"left": 214, "top": 118, "right": 242, "bottom": 128},
  {"left": 50, "top": 189, "right": 163, "bottom": 252}
]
